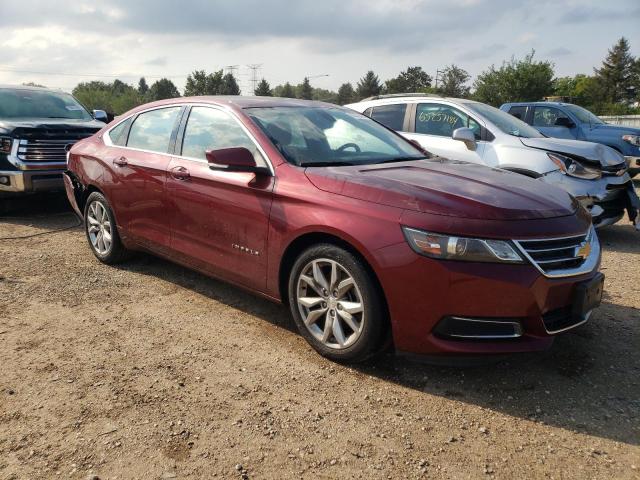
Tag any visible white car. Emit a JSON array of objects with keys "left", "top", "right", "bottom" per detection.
[{"left": 347, "top": 94, "right": 639, "bottom": 228}]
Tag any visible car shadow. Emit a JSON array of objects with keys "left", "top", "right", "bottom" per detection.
[{"left": 598, "top": 223, "right": 640, "bottom": 254}]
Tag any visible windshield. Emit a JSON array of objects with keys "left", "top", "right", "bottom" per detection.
[
  {"left": 466, "top": 102, "right": 544, "bottom": 138},
  {"left": 564, "top": 104, "right": 604, "bottom": 125},
  {"left": 245, "top": 106, "right": 427, "bottom": 166},
  {"left": 0, "top": 88, "right": 92, "bottom": 120}
]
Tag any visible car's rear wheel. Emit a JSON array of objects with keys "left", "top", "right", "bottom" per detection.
[
  {"left": 288, "top": 244, "right": 387, "bottom": 362},
  {"left": 84, "top": 192, "right": 131, "bottom": 264}
]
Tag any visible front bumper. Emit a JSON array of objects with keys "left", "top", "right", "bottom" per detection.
[
  {"left": 0, "top": 169, "right": 65, "bottom": 193},
  {"left": 375, "top": 241, "right": 602, "bottom": 356},
  {"left": 542, "top": 170, "right": 638, "bottom": 227}
]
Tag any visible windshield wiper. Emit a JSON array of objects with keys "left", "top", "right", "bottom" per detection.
[
  {"left": 300, "top": 161, "right": 358, "bottom": 167},
  {"left": 376, "top": 156, "right": 427, "bottom": 164}
]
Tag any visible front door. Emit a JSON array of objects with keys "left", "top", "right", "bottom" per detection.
[
  {"left": 167, "top": 106, "right": 275, "bottom": 291},
  {"left": 532, "top": 105, "right": 578, "bottom": 139},
  {"left": 403, "top": 103, "right": 486, "bottom": 164}
]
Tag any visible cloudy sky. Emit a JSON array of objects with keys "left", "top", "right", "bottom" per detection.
[{"left": 1, "top": 0, "right": 639, "bottom": 94}]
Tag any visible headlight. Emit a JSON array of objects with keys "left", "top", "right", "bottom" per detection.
[
  {"left": 622, "top": 134, "right": 640, "bottom": 146},
  {"left": 547, "top": 152, "right": 601, "bottom": 180},
  {"left": 0, "top": 136, "right": 13, "bottom": 154},
  {"left": 402, "top": 227, "right": 525, "bottom": 264}
]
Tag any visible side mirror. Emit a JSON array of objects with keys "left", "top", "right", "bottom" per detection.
[
  {"left": 554, "top": 117, "right": 575, "bottom": 128},
  {"left": 452, "top": 127, "right": 477, "bottom": 151},
  {"left": 205, "top": 147, "right": 270, "bottom": 175},
  {"left": 92, "top": 109, "right": 108, "bottom": 123}
]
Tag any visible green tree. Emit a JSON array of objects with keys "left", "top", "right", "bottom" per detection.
[
  {"left": 147, "top": 78, "right": 180, "bottom": 101},
  {"left": 473, "top": 51, "right": 554, "bottom": 106},
  {"left": 254, "top": 78, "right": 272, "bottom": 96},
  {"left": 22, "top": 82, "right": 46, "bottom": 88},
  {"left": 220, "top": 73, "right": 240, "bottom": 95},
  {"left": 437, "top": 65, "right": 470, "bottom": 97},
  {"left": 298, "top": 77, "right": 313, "bottom": 100},
  {"left": 336, "top": 83, "right": 356, "bottom": 105},
  {"left": 184, "top": 70, "right": 225, "bottom": 96},
  {"left": 73, "top": 80, "right": 142, "bottom": 115},
  {"left": 594, "top": 37, "right": 636, "bottom": 103},
  {"left": 385, "top": 66, "right": 432, "bottom": 94},
  {"left": 276, "top": 82, "right": 296, "bottom": 98},
  {"left": 356, "top": 71, "right": 382, "bottom": 99},
  {"left": 137, "top": 77, "right": 149, "bottom": 97}
]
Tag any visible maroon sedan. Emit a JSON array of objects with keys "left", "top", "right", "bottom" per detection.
[{"left": 64, "top": 97, "right": 603, "bottom": 362}]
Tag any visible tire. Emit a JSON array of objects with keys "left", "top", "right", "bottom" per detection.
[
  {"left": 288, "top": 243, "right": 387, "bottom": 363},
  {"left": 84, "top": 192, "right": 131, "bottom": 264}
]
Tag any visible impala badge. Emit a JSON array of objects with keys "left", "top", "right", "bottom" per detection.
[{"left": 232, "top": 243, "right": 260, "bottom": 256}]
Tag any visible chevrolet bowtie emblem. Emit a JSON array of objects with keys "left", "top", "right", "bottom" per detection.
[{"left": 576, "top": 241, "right": 591, "bottom": 259}]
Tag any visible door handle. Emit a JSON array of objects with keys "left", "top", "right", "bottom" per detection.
[
  {"left": 113, "top": 156, "right": 128, "bottom": 167},
  {"left": 170, "top": 166, "right": 190, "bottom": 181}
]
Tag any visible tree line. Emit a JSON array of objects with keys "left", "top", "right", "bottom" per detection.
[{"left": 67, "top": 37, "right": 639, "bottom": 116}]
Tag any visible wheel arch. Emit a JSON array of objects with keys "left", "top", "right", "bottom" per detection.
[{"left": 278, "top": 231, "right": 390, "bottom": 332}]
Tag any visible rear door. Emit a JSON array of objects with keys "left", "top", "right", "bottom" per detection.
[
  {"left": 403, "top": 102, "right": 486, "bottom": 163},
  {"left": 166, "top": 105, "right": 275, "bottom": 291},
  {"left": 532, "top": 105, "right": 578, "bottom": 139},
  {"left": 106, "top": 105, "right": 184, "bottom": 251}
]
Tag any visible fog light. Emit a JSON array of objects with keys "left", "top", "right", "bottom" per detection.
[{"left": 0, "top": 176, "right": 9, "bottom": 185}]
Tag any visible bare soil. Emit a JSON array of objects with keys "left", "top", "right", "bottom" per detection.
[{"left": 0, "top": 193, "right": 639, "bottom": 480}]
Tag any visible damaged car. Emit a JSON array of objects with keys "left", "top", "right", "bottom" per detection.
[{"left": 347, "top": 95, "right": 639, "bottom": 229}]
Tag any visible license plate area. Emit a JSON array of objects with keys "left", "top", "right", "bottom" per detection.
[{"left": 571, "top": 273, "right": 604, "bottom": 321}]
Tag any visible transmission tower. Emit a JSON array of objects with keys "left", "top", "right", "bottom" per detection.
[
  {"left": 247, "top": 64, "right": 263, "bottom": 94},
  {"left": 225, "top": 65, "right": 239, "bottom": 77}
]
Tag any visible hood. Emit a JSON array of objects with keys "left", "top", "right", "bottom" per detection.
[
  {"left": 0, "top": 118, "right": 104, "bottom": 136},
  {"left": 518, "top": 137, "right": 624, "bottom": 167},
  {"left": 595, "top": 123, "right": 640, "bottom": 135},
  {"left": 305, "top": 159, "right": 577, "bottom": 220}
]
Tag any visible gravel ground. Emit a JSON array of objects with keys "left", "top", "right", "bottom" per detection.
[{"left": 0, "top": 193, "right": 639, "bottom": 480}]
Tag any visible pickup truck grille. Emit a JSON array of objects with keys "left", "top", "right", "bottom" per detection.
[
  {"left": 16, "top": 130, "right": 97, "bottom": 163},
  {"left": 514, "top": 230, "right": 592, "bottom": 275}
]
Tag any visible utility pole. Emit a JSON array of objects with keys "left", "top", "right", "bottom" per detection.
[
  {"left": 435, "top": 69, "right": 444, "bottom": 89},
  {"left": 247, "top": 64, "right": 263, "bottom": 94}
]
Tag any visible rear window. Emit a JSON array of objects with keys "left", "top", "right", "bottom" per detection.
[
  {"left": 127, "top": 107, "right": 182, "bottom": 153},
  {"left": 369, "top": 104, "right": 407, "bottom": 131},
  {"left": 0, "top": 88, "right": 92, "bottom": 120}
]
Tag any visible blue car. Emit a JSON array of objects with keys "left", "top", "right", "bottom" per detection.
[{"left": 500, "top": 102, "right": 640, "bottom": 177}]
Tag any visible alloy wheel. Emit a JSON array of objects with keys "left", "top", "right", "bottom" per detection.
[
  {"left": 296, "top": 258, "right": 365, "bottom": 349},
  {"left": 87, "top": 200, "right": 112, "bottom": 255}
]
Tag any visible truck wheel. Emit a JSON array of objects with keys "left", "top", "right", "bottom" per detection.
[
  {"left": 84, "top": 192, "right": 131, "bottom": 264},
  {"left": 288, "top": 244, "right": 387, "bottom": 363}
]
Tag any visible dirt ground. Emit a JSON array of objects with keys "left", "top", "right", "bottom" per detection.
[{"left": 0, "top": 193, "right": 638, "bottom": 480}]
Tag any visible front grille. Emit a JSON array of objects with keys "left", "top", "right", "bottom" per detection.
[
  {"left": 16, "top": 130, "right": 96, "bottom": 163},
  {"left": 515, "top": 229, "right": 594, "bottom": 276}
]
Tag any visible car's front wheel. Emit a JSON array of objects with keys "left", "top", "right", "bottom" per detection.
[
  {"left": 288, "top": 244, "right": 387, "bottom": 363},
  {"left": 84, "top": 192, "right": 131, "bottom": 264}
]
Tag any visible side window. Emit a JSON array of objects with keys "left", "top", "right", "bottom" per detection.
[
  {"left": 127, "top": 107, "right": 181, "bottom": 153},
  {"left": 370, "top": 104, "right": 407, "bottom": 131},
  {"left": 108, "top": 117, "right": 133, "bottom": 146},
  {"left": 533, "top": 106, "right": 570, "bottom": 127},
  {"left": 363, "top": 107, "right": 373, "bottom": 117},
  {"left": 507, "top": 106, "right": 527, "bottom": 122},
  {"left": 181, "top": 107, "right": 266, "bottom": 166},
  {"left": 415, "top": 103, "right": 478, "bottom": 139}
]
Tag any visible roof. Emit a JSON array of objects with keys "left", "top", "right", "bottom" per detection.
[
  {"left": 139, "top": 95, "right": 337, "bottom": 110},
  {"left": 503, "top": 101, "right": 573, "bottom": 107}
]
